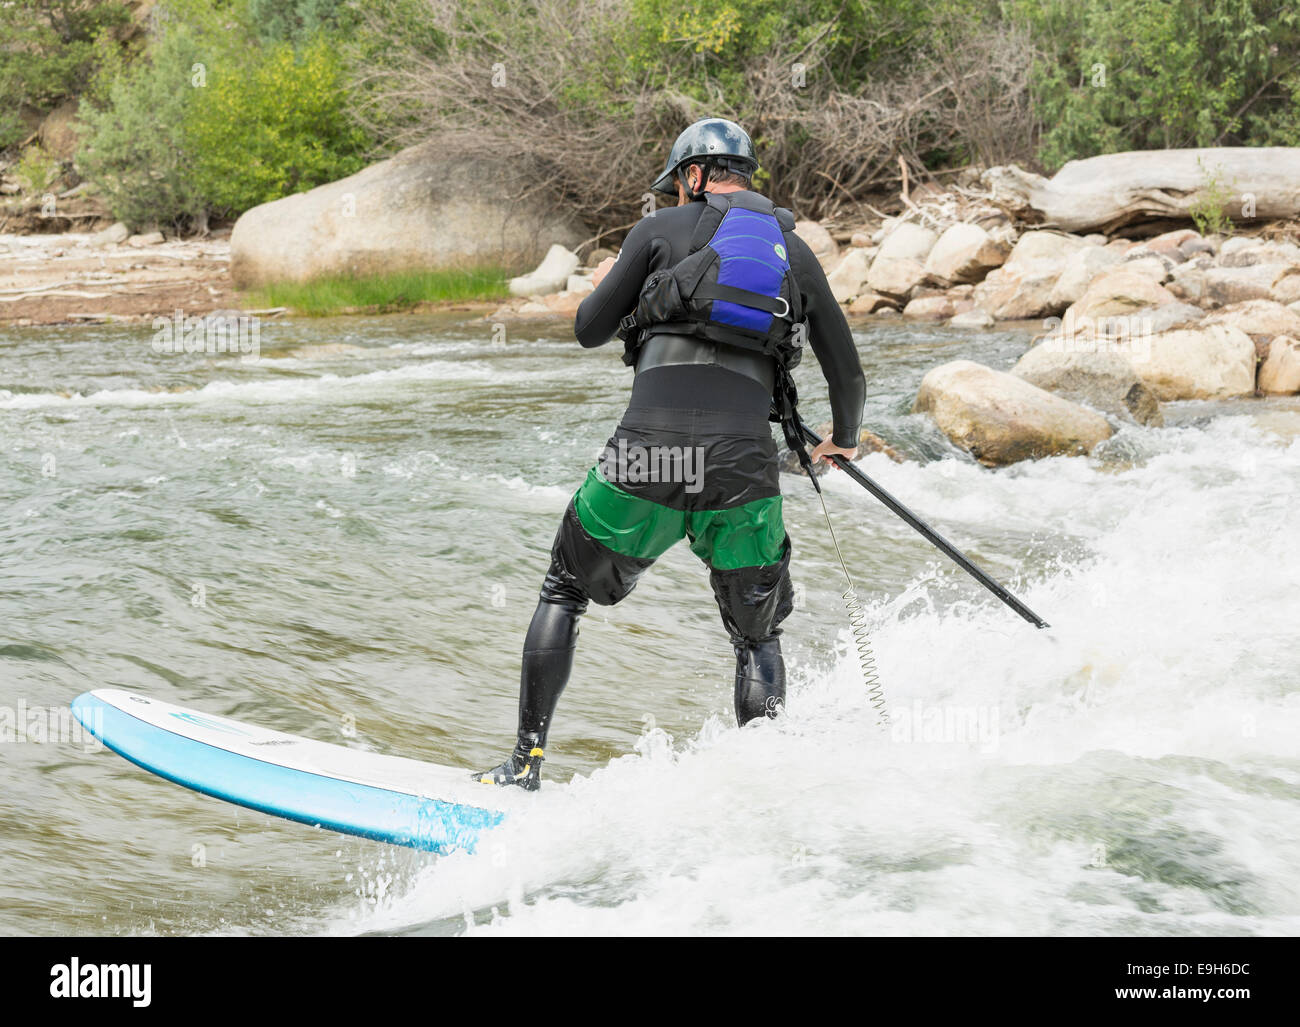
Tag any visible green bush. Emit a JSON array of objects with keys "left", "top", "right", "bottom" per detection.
[
  {"left": 0, "top": 0, "right": 132, "bottom": 149},
  {"left": 1011, "top": 0, "right": 1300, "bottom": 169},
  {"left": 184, "top": 36, "right": 369, "bottom": 215},
  {"left": 77, "top": 0, "right": 371, "bottom": 228},
  {"left": 244, "top": 0, "right": 356, "bottom": 44},
  {"left": 75, "top": 17, "right": 209, "bottom": 229}
]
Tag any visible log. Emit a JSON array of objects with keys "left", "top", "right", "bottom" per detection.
[{"left": 982, "top": 148, "right": 1300, "bottom": 235}]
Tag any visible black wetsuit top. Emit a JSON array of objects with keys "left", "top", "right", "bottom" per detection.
[{"left": 575, "top": 191, "right": 866, "bottom": 448}]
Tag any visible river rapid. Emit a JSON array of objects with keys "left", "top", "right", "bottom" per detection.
[{"left": 1, "top": 311, "right": 1297, "bottom": 936}]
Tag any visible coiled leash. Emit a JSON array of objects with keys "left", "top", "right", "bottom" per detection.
[{"left": 773, "top": 367, "right": 1051, "bottom": 724}]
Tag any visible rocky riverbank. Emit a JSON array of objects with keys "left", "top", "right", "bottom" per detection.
[
  {"left": 490, "top": 152, "right": 1300, "bottom": 466},
  {"left": 0, "top": 228, "right": 237, "bottom": 326}
]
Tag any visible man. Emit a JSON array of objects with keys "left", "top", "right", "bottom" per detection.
[{"left": 477, "top": 118, "right": 865, "bottom": 790}]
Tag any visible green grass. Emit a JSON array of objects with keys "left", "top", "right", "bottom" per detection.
[{"left": 246, "top": 267, "right": 510, "bottom": 315}]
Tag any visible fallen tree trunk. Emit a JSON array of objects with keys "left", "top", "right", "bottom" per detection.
[{"left": 982, "top": 148, "right": 1300, "bottom": 234}]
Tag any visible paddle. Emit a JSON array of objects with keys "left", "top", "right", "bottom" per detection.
[{"left": 798, "top": 419, "right": 1051, "bottom": 629}]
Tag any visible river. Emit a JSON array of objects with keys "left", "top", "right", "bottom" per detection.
[{"left": 1, "top": 311, "right": 1297, "bottom": 935}]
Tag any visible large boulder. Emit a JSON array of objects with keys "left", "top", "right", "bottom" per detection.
[
  {"left": 1258, "top": 336, "right": 1300, "bottom": 394},
  {"left": 982, "top": 148, "right": 1300, "bottom": 233},
  {"left": 1011, "top": 342, "right": 1163, "bottom": 425},
  {"left": 1136, "top": 325, "right": 1257, "bottom": 400},
  {"left": 230, "top": 147, "right": 585, "bottom": 287},
  {"left": 923, "top": 223, "right": 1008, "bottom": 284},
  {"left": 913, "top": 360, "right": 1113, "bottom": 466}
]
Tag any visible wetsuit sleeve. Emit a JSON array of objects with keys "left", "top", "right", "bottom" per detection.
[
  {"left": 574, "top": 216, "right": 669, "bottom": 348},
  {"left": 788, "top": 234, "right": 866, "bottom": 448}
]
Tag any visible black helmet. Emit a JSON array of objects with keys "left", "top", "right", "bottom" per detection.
[{"left": 651, "top": 118, "right": 757, "bottom": 196}]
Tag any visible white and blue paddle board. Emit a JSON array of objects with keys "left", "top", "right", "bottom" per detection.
[{"left": 71, "top": 689, "right": 523, "bottom": 853}]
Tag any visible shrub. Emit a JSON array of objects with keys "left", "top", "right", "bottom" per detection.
[
  {"left": 1011, "top": 0, "right": 1300, "bottom": 169},
  {"left": 184, "top": 37, "right": 370, "bottom": 215},
  {"left": 0, "top": 0, "right": 132, "bottom": 150},
  {"left": 75, "top": 16, "right": 209, "bottom": 229}
]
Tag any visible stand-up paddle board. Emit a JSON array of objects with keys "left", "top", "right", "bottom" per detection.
[{"left": 71, "top": 689, "right": 523, "bottom": 853}]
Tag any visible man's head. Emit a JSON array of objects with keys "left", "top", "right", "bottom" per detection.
[{"left": 651, "top": 118, "right": 757, "bottom": 205}]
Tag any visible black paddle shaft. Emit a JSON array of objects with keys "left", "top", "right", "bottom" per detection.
[{"left": 799, "top": 420, "right": 1051, "bottom": 629}]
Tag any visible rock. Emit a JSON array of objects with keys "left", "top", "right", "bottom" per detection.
[
  {"left": 1047, "top": 244, "right": 1125, "bottom": 308},
  {"left": 1011, "top": 343, "right": 1163, "bottom": 425},
  {"left": 1204, "top": 265, "right": 1292, "bottom": 307},
  {"left": 849, "top": 231, "right": 872, "bottom": 248},
  {"left": 873, "top": 223, "right": 935, "bottom": 263},
  {"left": 865, "top": 223, "right": 938, "bottom": 298},
  {"left": 902, "top": 295, "right": 957, "bottom": 320},
  {"left": 981, "top": 148, "right": 1300, "bottom": 233},
  {"left": 950, "top": 308, "right": 996, "bottom": 328},
  {"left": 1203, "top": 299, "right": 1300, "bottom": 340},
  {"left": 90, "top": 222, "right": 129, "bottom": 248},
  {"left": 846, "top": 291, "right": 896, "bottom": 314},
  {"left": 587, "top": 247, "right": 618, "bottom": 266},
  {"left": 1003, "top": 230, "right": 1092, "bottom": 275},
  {"left": 565, "top": 273, "right": 594, "bottom": 295},
  {"left": 1218, "top": 236, "right": 1259, "bottom": 258},
  {"left": 1092, "top": 301, "right": 1203, "bottom": 338},
  {"left": 827, "top": 248, "right": 874, "bottom": 303},
  {"left": 540, "top": 290, "right": 584, "bottom": 314},
  {"left": 972, "top": 267, "right": 1060, "bottom": 320},
  {"left": 1064, "top": 269, "right": 1178, "bottom": 321},
  {"left": 1119, "top": 255, "right": 1173, "bottom": 282},
  {"left": 1217, "top": 240, "right": 1300, "bottom": 268},
  {"left": 795, "top": 220, "right": 839, "bottom": 265},
  {"left": 971, "top": 230, "right": 1095, "bottom": 321},
  {"left": 867, "top": 256, "right": 927, "bottom": 300},
  {"left": 912, "top": 360, "right": 1113, "bottom": 466},
  {"left": 1271, "top": 268, "right": 1300, "bottom": 305},
  {"left": 876, "top": 222, "right": 938, "bottom": 262},
  {"left": 1179, "top": 236, "right": 1217, "bottom": 260},
  {"left": 1136, "top": 325, "right": 1257, "bottom": 400},
  {"left": 230, "top": 146, "right": 585, "bottom": 287},
  {"left": 1129, "top": 228, "right": 1200, "bottom": 261},
  {"left": 127, "top": 231, "right": 165, "bottom": 247},
  {"left": 508, "top": 244, "right": 581, "bottom": 297},
  {"left": 1166, "top": 260, "right": 1211, "bottom": 304},
  {"left": 923, "top": 223, "right": 1009, "bottom": 284},
  {"left": 1258, "top": 335, "right": 1300, "bottom": 394}
]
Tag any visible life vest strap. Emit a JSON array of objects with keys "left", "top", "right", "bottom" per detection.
[{"left": 693, "top": 282, "right": 790, "bottom": 318}]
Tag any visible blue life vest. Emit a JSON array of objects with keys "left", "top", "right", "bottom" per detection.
[{"left": 618, "top": 191, "right": 805, "bottom": 369}]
